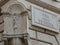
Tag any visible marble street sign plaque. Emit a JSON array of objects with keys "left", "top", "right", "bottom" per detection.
[{"left": 32, "top": 6, "right": 59, "bottom": 33}]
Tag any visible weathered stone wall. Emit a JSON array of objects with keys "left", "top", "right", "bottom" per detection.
[
  {"left": 0, "top": 8, "right": 4, "bottom": 45},
  {"left": 0, "top": 0, "right": 60, "bottom": 45}
]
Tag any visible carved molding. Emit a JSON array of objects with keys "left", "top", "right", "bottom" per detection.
[
  {"left": 0, "top": 0, "right": 10, "bottom": 7},
  {"left": 3, "top": 33, "right": 29, "bottom": 38},
  {"left": 20, "top": 11, "right": 28, "bottom": 16}
]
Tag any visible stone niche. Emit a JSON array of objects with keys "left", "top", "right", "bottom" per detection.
[
  {"left": 3, "top": 3, "right": 28, "bottom": 45},
  {"left": 3, "top": 3, "right": 27, "bottom": 34}
]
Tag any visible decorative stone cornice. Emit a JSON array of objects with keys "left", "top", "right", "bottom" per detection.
[
  {"left": 20, "top": 11, "right": 28, "bottom": 16},
  {"left": 2, "top": 12, "right": 11, "bottom": 15},
  {"left": 26, "top": 0, "right": 60, "bottom": 14},
  {"left": 0, "top": 0, "right": 10, "bottom": 7},
  {"left": 3, "top": 33, "right": 29, "bottom": 38},
  {"left": 2, "top": 11, "right": 28, "bottom": 16}
]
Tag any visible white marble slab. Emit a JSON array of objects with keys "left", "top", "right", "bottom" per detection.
[{"left": 32, "top": 6, "right": 59, "bottom": 33}]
